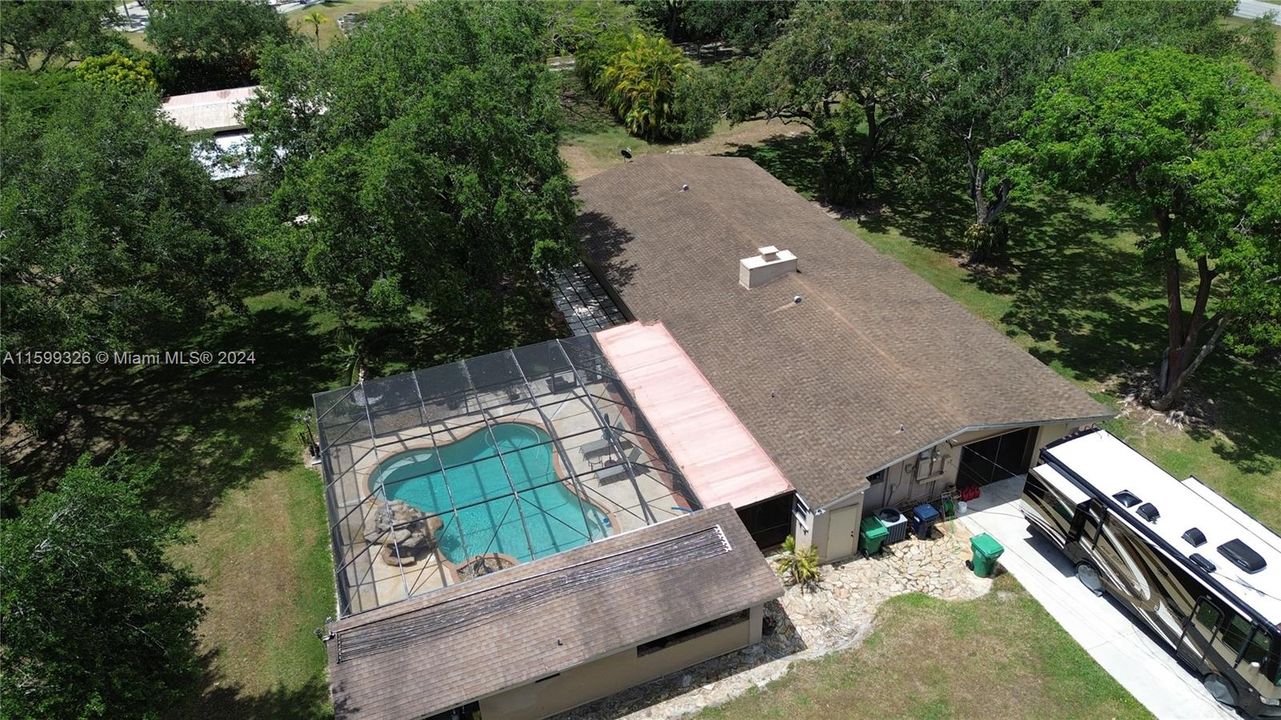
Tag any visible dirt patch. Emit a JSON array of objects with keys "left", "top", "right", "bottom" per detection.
[
  {"left": 561, "top": 120, "right": 811, "bottom": 181},
  {"left": 667, "top": 120, "right": 810, "bottom": 158},
  {"left": 560, "top": 145, "right": 613, "bottom": 181}
]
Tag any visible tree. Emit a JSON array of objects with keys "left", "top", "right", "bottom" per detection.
[
  {"left": 682, "top": 0, "right": 795, "bottom": 52},
  {"left": 0, "top": 68, "right": 83, "bottom": 117},
  {"left": 145, "top": 0, "right": 293, "bottom": 92},
  {"left": 990, "top": 49, "right": 1281, "bottom": 409},
  {"left": 730, "top": 0, "right": 936, "bottom": 201},
  {"left": 74, "top": 50, "right": 157, "bottom": 94},
  {"left": 244, "top": 1, "right": 578, "bottom": 352},
  {"left": 1, "top": 85, "right": 239, "bottom": 432},
  {"left": 545, "top": 0, "right": 640, "bottom": 56},
  {"left": 599, "top": 32, "right": 697, "bottom": 140},
  {"left": 0, "top": 0, "right": 117, "bottom": 71},
  {"left": 302, "top": 10, "right": 327, "bottom": 49},
  {"left": 0, "top": 453, "right": 205, "bottom": 719}
]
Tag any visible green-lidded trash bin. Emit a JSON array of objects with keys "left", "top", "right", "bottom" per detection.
[
  {"left": 860, "top": 517, "right": 889, "bottom": 556},
  {"left": 969, "top": 533, "right": 1004, "bottom": 577}
]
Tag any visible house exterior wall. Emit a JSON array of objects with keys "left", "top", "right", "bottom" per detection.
[{"left": 477, "top": 605, "right": 762, "bottom": 720}]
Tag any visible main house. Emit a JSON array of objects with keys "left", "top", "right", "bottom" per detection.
[
  {"left": 314, "top": 155, "right": 1111, "bottom": 719},
  {"left": 576, "top": 155, "right": 1111, "bottom": 562}
]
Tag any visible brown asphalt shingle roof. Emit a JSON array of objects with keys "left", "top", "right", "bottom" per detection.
[
  {"left": 578, "top": 155, "right": 1112, "bottom": 509},
  {"left": 325, "top": 504, "right": 782, "bottom": 720}
]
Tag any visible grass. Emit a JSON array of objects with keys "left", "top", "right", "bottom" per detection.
[
  {"left": 4, "top": 276, "right": 568, "bottom": 718},
  {"left": 1224, "top": 16, "right": 1281, "bottom": 87},
  {"left": 5, "top": 289, "right": 343, "bottom": 718},
  {"left": 699, "top": 575, "right": 1151, "bottom": 720},
  {"left": 120, "top": 0, "right": 403, "bottom": 53},
  {"left": 286, "top": 0, "right": 401, "bottom": 50},
  {"left": 731, "top": 133, "right": 1281, "bottom": 532}
]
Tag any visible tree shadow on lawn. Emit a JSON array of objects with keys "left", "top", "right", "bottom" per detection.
[
  {"left": 170, "top": 650, "right": 335, "bottom": 720},
  {"left": 4, "top": 301, "right": 338, "bottom": 522},
  {"left": 720, "top": 131, "right": 824, "bottom": 200}
]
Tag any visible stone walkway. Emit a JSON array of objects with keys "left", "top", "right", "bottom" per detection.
[{"left": 555, "top": 522, "right": 993, "bottom": 720}]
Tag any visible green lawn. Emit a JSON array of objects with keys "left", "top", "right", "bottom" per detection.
[
  {"left": 286, "top": 0, "right": 403, "bottom": 49},
  {"left": 699, "top": 575, "right": 1151, "bottom": 720},
  {"left": 1225, "top": 16, "right": 1281, "bottom": 87}
]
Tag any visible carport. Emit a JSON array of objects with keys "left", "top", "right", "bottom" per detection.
[{"left": 954, "top": 426, "right": 1038, "bottom": 488}]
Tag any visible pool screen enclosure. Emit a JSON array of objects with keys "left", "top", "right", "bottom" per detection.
[{"left": 314, "top": 335, "right": 701, "bottom": 616}]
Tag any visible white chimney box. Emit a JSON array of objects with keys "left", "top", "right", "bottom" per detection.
[{"left": 739, "top": 247, "right": 798, "bottom": 289}]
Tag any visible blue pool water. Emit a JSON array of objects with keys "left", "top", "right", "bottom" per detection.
[{"left": 371, "top": 423, "right": 606, "bottom": 564}]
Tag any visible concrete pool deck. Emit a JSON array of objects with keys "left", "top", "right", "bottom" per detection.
[{"left": 326, "top": 375, "right": 699, "bottom": 612}]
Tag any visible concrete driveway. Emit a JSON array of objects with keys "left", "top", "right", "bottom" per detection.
[
  {"left": 1236, "top": 0, "right": 1281, "bottom": 24},
  {"left": 957, "top": 476, "right": 1237, "bottom": 720}
]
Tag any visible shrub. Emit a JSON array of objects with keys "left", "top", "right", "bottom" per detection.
[
  {"left": 776, "top": 534, "right": 821, "bottom": 590},
  {"left": 577, "top": 29, "right": 716, "bottom": 142},
  {"left": 75, "top": 51, "right": 157, "bottom": 94}
]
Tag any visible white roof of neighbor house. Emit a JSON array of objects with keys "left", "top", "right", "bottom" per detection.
[
  {"left": 1042, "top": 430, "right": 1281, "bottom": 624},
  {"left": 161, "top": 85, "right": 258, "bottom": 133},
  {"left": 595, "top": 321, "right": 794, "bottom": 509},
  {"left": 191, "top": 131, "right": 252, "bottom": 181}
]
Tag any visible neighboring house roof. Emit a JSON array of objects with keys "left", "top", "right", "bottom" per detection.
[
  {"left": 578, "top": 155, "right": 1112, "bottom": 509},
  {"left": 596, "top": 320, "right": 793, "bottom": 509},
  {"left": 325, "top": 504, "right": 782, "bottom": 720},
  {"left": 161, "top": 85, "right": 258, "bottom": 133}
]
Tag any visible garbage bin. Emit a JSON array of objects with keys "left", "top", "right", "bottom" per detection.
[
  {"left": 911, "top": 503, "right": 941, "bottom": 538},
  {"left": 859, "top": 516, "right": 889, "bottom": 556},
  {"left": 969, "top": 533, "right": 1005, "bottom": 578}
]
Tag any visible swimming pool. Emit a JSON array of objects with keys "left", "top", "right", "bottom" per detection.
[{"left": 371, "top": 423, "right": 607, "bottom": 565}]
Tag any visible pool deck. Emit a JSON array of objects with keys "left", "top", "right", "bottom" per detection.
[{"left": 327, "top": 374, "right": 698, "bottom": 613}]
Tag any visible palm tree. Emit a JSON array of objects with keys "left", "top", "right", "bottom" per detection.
[
  {"left": 600, "top": 32, "right": 690, "bottom": 140},
  {"left": 303, "top": 10, "right": 328, "bottom": 48},
  {"left": 776, "top": 535, "right": 821, "bottom": 591}
]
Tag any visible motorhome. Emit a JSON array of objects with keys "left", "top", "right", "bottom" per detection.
[{"left": 1022, "top": 428, "right": 1281, "bottom": 717}]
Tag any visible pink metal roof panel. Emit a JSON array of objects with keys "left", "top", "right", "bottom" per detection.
[
  {"left": 596, "top": 321, "right": 793, "bottom": 509},
  {"left": 161, "top": 85, "right": 258, "bottom": 133}
]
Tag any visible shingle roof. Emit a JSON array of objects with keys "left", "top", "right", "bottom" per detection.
[
  {"left": 325, "top": 504, "right": 782, "bottom": 719},
  {"left": 578, "top": 155, "right": 1112, "bottom": 509}
]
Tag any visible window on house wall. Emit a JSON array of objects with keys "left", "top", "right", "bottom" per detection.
[
  {"left": 793, "top": 495, "right": 811, "bottom": 531},
  {"left": 636, "top": 609, "right": 750, "bottom": 657}
]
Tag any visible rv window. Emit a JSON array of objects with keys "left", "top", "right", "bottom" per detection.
[
  {"left": 1224, "top": 614, "right": 1253, "bottom": 656},
  {"left": 1241, "top": 627, "right": 1270, "bottom": 670},
  {"left": 1194, "top": 598, "right": 1222, "bottom": 632}
]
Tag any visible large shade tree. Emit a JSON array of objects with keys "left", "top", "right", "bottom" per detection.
[
  {"left": 990, "top": 49, "right": 1281, "bottom": 409},
  {"left": 244, "top": 1, "right": 578, "bottom": 354},
  {"left": 0, "top": 85, "right": 238, "bottom": 432},
  {"left": 726, "top": 0, "right": 937, "bottom": 201},
  {"left": 145, "top": 0, "right": 293, "bottom": 92},
  {"left": 917, "top": 0, "right": 1275, "bottom": 262},
  {"left": 0, "top": 453, "right": 205, "bottom": 719},
  {"left": 0, "top": 0, "right": 117, "bottom": 71}
]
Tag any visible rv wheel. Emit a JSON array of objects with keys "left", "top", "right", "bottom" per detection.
[
  {"left": 1202, "top": 673, "right": 1237, "bottom": 708},
  {"left": 1075, "top": 562, "right": 1104, "bottom": 596}
]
